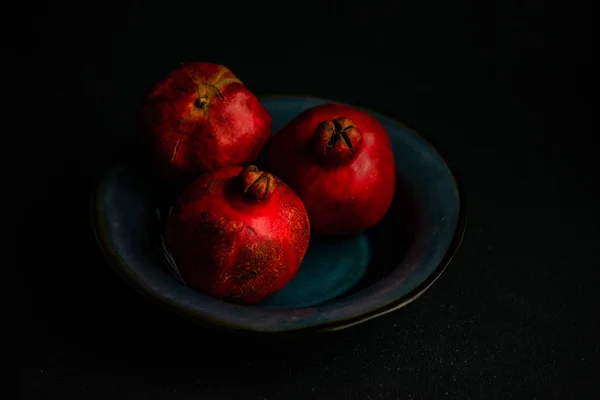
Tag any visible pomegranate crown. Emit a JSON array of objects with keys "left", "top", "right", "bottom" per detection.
[
  {"left": 311, "top": 117, "right": 362, "bottom": 166},
  {"left": 238, "top": 166, "right": 275, "bottom": 201}
]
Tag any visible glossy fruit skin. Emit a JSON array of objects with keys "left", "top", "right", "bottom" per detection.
[
  {"left": 165, "top": 166, "right": 310, "bottom": 305},
  {"left": 266, "top": 103, "right": 396, "bottom": 236},
  {"left": 140, "top": 62, "right": 271, "bottom": 182}
]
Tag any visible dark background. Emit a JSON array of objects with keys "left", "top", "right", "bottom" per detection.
[{"left": 22, "top": 0, "right": 598, "bottom": 398}]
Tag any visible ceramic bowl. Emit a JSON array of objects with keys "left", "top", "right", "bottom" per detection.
[{"left": 91, "top": 95, "right": 466, "bottom": 334}]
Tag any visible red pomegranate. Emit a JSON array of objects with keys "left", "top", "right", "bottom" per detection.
[
  {"left": 140, "top": 62, "right": 271, "bottom": 182},
  {"left": 266, "top": 103, "right": 396, "bottom": 236},
  {"left": 165, "top": 165, "right": 310, "bottom": 304}
]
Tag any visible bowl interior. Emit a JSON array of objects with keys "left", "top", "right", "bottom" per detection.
[
  {"left": 151, "top": 172, "right": 416, "bottom": 309},
  {"left": 93, "top": 96, "right": 460, "bottom": 332}
]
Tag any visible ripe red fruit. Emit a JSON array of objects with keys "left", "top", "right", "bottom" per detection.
[
  {"left": 140, "top": 62, "right": 271, "bottom": 182},
  {"left": 266, "top": 103, "right": 396, "bottom": 236},
  {"left": 165, "top": 165, "right": 311, "bottom": 304}
]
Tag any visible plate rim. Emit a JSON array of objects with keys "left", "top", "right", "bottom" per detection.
[{"left": 90, "top": 94, "right": 468, "bottom": 335}]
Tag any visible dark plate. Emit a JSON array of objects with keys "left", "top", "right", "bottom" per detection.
[{"left": 91, "top": 95, "right": 466, "bottom": 333}]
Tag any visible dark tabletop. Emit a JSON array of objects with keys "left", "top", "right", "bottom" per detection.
[{"left": 21, "top": 1, "right": 598, "bottom": 398}]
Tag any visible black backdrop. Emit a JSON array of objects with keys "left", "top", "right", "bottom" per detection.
[{"left": 22, "top": 1, "right": 598, "bottom": 398}]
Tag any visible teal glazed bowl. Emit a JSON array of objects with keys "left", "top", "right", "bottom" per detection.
[{"left": 91, "top": 96, "right": 466, "bottom": 333}]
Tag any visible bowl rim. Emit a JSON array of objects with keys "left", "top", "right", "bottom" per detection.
[{"left": 90, "top": 94, "right": 467, "bottom": 335}]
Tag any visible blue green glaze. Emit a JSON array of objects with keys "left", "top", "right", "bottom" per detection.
[
  {"left": 91, "top": 96, "right": 465, "bottom": 333},
  {"left": 258, "top": 234, "right": 371, "bottom": 308}
]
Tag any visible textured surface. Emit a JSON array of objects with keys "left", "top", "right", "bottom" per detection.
[
  {"left": 21, "top": 0, "right": 597, "bottom": 398},
  {"left": 92, "top": 96, "right": 462, "bottom": 330}
]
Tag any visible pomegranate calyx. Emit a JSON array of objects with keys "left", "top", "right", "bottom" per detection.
[
  {"left": 239, "top": 165, "right": 275, "bottom": 201},
  {"left": 312, "top": 117, "right": 362, "bottom": 166}
]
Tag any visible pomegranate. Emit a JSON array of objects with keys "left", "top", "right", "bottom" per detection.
[
  {"left": 165, "top": 165, "right": 310, "bottom": 304},
  {"left": 266, "top": 103, "right": 396, "bottom": 236},
  {"left": 140, "top": 62, "right": 271, "bottom": 182}
]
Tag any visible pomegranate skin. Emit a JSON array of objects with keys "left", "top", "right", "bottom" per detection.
[
  {"left": 140, "top": 62, "right": 272, "bottom": 182},
  {"left": 165, "top": 166, "right": 310, "bottom": 305},
  {"left": 265, "top": 103, "right": 396, "bottom": 236}
]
